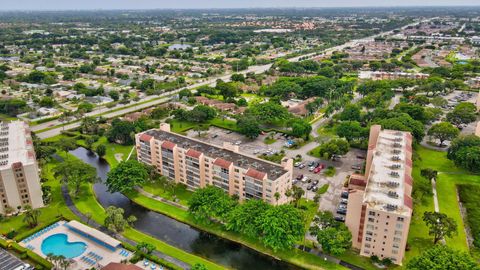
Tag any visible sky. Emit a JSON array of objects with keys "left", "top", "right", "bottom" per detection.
[{"left": 0, "top": 0, "right": 479, "bottom": 10}]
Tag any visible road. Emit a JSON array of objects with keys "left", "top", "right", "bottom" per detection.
[{"left": 35, "top": 18, "right": 429, "bottom": 139}]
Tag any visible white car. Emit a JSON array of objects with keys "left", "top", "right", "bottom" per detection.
[{"left": 301, "top": 176, "right": 309, "bottom": 182}]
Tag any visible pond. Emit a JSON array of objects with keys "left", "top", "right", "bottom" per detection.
[{"left": 69, "top": 147, "right": 299, "bottom": 270}]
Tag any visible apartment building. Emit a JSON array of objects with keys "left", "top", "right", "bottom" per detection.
[
  {"left": 345, "top": 125, "right": 413, "bottom": 265},
  {"left": 359, "top": 71, "right": 429, "bottom": 81},
  {"left": 135, "top": 123, "right": 293, "bottom": 205},
  {"left": 0, "top": 121, "right": 44, "bottom": 215}
]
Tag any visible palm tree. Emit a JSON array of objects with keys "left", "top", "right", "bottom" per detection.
[{"left": 23, "top": 205, "right": 41, "bottom": 228}]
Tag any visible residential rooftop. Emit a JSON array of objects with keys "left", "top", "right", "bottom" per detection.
[
  {"left": 143, "top": 129, "right": 289, "bottom": 180},
  {"left": 364, "top": 129, "right": 412, "bottom": 216},
  {"left": 0, "top": 121, "right": 35, "bottom": 169}
]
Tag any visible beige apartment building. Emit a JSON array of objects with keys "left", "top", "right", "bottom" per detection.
[
  {"left": 345, "top": 125, "right": 413, "bottom": 265},
  {"left": 0, "top": 121, "right": 44, "bottom": 215},
  {"left": 135, "top": 123, "right": 293, "bottom": 205}
]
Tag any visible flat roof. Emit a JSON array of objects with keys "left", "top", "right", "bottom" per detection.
[
  {"left": 0, "top": 121, "right": 36, "bottom": 169},
  {"left": 66, "top": 220, "right": 121, "bottom": 249},
  {"left": 363, "top": 129, "right": 411, "bottom": 216},
  {"left": 143, "top": 129, "right": 289, "bottom": 180}
]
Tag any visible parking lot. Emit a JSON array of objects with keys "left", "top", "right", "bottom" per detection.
[
  {"left": 0, "top": 247, "right": 31, "bottom": 270},
  {"left": 185, "top": 126, "right": 367, "bottom": 220}
]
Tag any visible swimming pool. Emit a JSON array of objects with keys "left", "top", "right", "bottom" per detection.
[{"left": 41, "top": 233, "right": 87, "bottom": 258}]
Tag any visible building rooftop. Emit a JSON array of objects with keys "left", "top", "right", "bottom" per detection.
[
  {"left": 0, "top": 121, "right": 36, "bottom": 169},
  {"left": 143, "top": 129, "right": 289, "bottom": 180},
  {"left": 363, "top": 129, "right": 412, "bottom": 216}
]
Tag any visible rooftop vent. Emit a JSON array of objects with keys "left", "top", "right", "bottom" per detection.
[
  {"left": 392, "top": 156, "right": 401, "bottom": 161},
  {"left": 390, "top": 164, "right": 401, "bottom": 169},
  {"left": 387, "top": 181, "right": 400, "bottom": 188},
  {"left": 392, "top": 149, "right": 401, "bottom": 154},
  {"left": 393, "top": 143, "right": 402, "bottom": 148},
  {"left": 385, "top": 204, "right": 398, "bottom": 211},
  {"left": 390, "top": 171, "right": 400, "bottom": 177},
  {"left": 387, "top": 191, "right": 399, "bottom": 199}
]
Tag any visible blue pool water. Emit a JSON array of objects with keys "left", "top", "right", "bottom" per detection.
[{"left": 41, "top": 233, "right": 87, "bottom": 258}]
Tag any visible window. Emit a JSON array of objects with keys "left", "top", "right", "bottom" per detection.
[
  {"left": 365, "top": 237, "right": 372, "bottom": 242},
  {"left": 397, "top": 217, "right": 404, "bottom": 222},
  {"left": 394, "top": 230, "right": 402, "bottom": 236},
  {"left": 368, "top": 217, "right": 375, "bottom": 222},
  {"left": 396, "top": 223, "right": 403, "bottom": 229},
  {"left": 369, "top": 211, "right": 376, "bottom": 216},
  {"left": 392, "top": 250, "right": 398, "bottom": 255},
  {"left": 393, "top": 237, "right": 401, "bottom": 243}
]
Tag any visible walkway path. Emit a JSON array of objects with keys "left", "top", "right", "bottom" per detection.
[
  {"left": 135, "top": 188, "right": 188, "bottom": 210},
  {"left": 61, "top": 185, "right": 191, "bottom": 269}
]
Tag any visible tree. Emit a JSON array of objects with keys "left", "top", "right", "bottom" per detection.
[
  {"left": 109, "top": 90, "right": 120, "bottom": 101},
  {"left": 291, "top": 186, "right": 305, "bottom": 208},
  {"left": 136, "top": 242, "right": 155, "bottom": 255},
  {"left": 39, "top": 97, "right": 55, "bottom": 107},
  {"left": 335, "top": 121, "right": 366, "bottom": 143},
  {"left": 423, "top": 211, "right": 457, "bottom": 244},
  {"left": 106, "top": 160, "right": 148, "bottom": 193},
  {"left": 96, "top": 144, "right": 106, "bottom": 157},
  {"left": 420, "top": 168, "right": 438, "bottom": 181},
  {"left": 427, "top": 122, "right": 459, "bottom": 147},
  {"left": 314, "top": 139, "right": 350, "bottom": 159},
  {"left": 446, "top": 102, "right": 477, "bottom": 127},
  {"left": 104, "top": 206, "right": 135, "bottom": 233},
  {"left": 188, "top": 186, "right": 237, "bottom": 222},
  {"left": 259, "top": 204, "right": 305, "bottom": 251},
  {"left": 56, "top": 137, "right": 76, "bottom": 157},
  {"left": 85, "top": 212, "right": 92, "bottom": 225},
  {"left": 231, "top": 73, "right": 245, "bottom": 82},
  {"left": 237, "top": 116, "right": 261, "bottom": 139},
  {"left": 247, "top": 102, "right": 291, "bottom": 125},
  {"left": 107, "top": 118, "right": 136, "bottom": 145},
  {"left": 310, "top": 211, "right": 352, "bottom": 255},
  {"left": 191, "top": 263, "right": 208, "bottom": 270},
  {"left": 339, "top": 104, "right": 362, "bottom": 122},
  {"left": 447, "top": 135, "right": 480, "bottom": 173},
  {"left": 22, "top": 205, "right": 41, "bottom": 228},
  {"left": 53, "top": 159, "right": 98, "bottom": 197},
  {"left": 407, "top": 245, "right": 480, "bottom": 270},
  {"left": 80, "top": 117, "right": 99, "bottom": 135},
  {"left": 430, "top": 96, "right": 448, "bottom": 107},
  {"left": 225, "top": 199, "right": 269, "bottom": 238},
  {"left": 291, "top": 119, "right": 312, "bottom": 140},
  {"left": 188, "top": 105, "right": 217, "bottom": 123}
]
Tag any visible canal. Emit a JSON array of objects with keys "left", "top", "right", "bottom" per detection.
[{"left": 69, "top": 147, "right": 300, "bottom": 270}]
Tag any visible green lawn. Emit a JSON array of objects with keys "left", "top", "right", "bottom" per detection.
[
  {"left": 403, "top": 146, "right": 479, "bottom": 267},
  {"left": 264, "top": 137, "right": 277, "bottom": 144},
  {"left": 141, "top": 181, "right": 193, "bottom": 206}
]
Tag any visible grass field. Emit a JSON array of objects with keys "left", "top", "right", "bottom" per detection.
[{"left": 403, "top": 146, "right": 480, "bottom": 267}]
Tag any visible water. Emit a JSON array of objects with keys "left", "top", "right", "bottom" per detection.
[
  {"left": 41, "top": 233, "right": 87, "bottom": 258},
  {"left": 69, "top": 147, "right": 299, "bottom": 270}
]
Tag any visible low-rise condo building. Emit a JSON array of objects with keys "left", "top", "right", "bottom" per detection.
[
  {"left": 345, "top": 125, "right": 413, "bottom": 265},
  {"left": 0, "top": 121, "right": 44, "bottom": 215},
  {"left": 135, "top": 123, "right": 293, "bottom": 205}
]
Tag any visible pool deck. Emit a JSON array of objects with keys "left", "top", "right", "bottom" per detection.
[{"left": 20, "top": 220, "right": 132, "bottom": 270}]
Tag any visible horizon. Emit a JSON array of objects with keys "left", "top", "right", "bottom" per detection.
[{"left": 1, "top": 0, "right": 480, "bottom": 11}]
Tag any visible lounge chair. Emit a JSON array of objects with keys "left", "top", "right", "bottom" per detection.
[
  {"left": 144, "top": 259, "right": 149, "bottom": 266},
  {"left": 151, "top": 263, "right": 156, "bottom": 270}
]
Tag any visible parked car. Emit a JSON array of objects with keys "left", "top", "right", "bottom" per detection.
[
  {"left": 294, "top": 162, "right": 301, "bottom": 167},
  {"left": 296, "top": 174, "right": 303, "bottom": 180},
  {"left": 212, "top": 134, "right": 218, "bottom": 138},
  {"left": 312, "top": 186, "right": 318, "bottom": 192},
  {"left": 307, "top": 161, "right": 315, "bottom": 167},
  {"left": 341, "top": 191, "right": 349, "bottom": 199},
  {"left": 307, "top": 184, "right": 314, "bottom": 190},
  {"left": 298, "top": 163, "right": 305, "bottom": 169},
  {"left": 334, "top": 215, "right": 346, "bottom": 222},
  {"left": 337, "top": 209, "right": 347, "bottom": 215},
  {"left": 301, "top": 176, "right": 309, "bottom": 182},
  {"left": 338, "top": 204, "right": 347, "bottom": 210},
  {"left": 309, "top": 166, "right": 315, "bottom": 172},
  {"left": 313, "top": 167, "right": 322, "bottom": 174},
  {"left": 341, "top": 198, "right": 348, "bottom": 204},
  {"left": 312, "top": 180, "right": 319, "bottom": 185},
  {"left": 351, "top": 165, "right": 362, "bottom": 170}
]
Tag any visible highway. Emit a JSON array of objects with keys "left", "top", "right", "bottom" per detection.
[{"left": 35, "top": 18, "right": 429, "bottom": 139}]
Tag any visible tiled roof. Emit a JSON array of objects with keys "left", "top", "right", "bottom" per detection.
[
  {"left": 213, "top": 158, "right": 232, "bottom": 168},
  {"left": 139, "top": 133, "right": 153, "bottom": 142},
  {"left": 161, "top": 141, "right": 176, "bottom": 150},
  {"left": 102, "top": 263, "right": 142, "bottom": 270},
  {"left": 246, "top": 168, "right": 266, "bottom": 180},
  {"left": 186, "top": 149, "right": 202, "bottom": 158}
]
